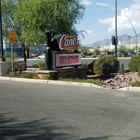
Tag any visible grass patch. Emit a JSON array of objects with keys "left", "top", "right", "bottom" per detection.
[
  {"left": 4, "top": 72, "right": 39, "bottom": 79},
  {"left": 129, "top": 81, "right": 140, "bottom": 87},
  {"left": 4, "top": 71, "right": 140, "bottom": 87},
  {"left": 3, "top": 72, "right": 104, "bottom": 86}
]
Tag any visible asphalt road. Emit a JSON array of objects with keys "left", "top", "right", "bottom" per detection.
[{"left": 0, "top": 80, "right": 140, "bottom": 140}]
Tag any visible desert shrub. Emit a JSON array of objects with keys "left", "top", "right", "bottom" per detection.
[
  {"left": 42, "top": 75, "right": 54, "bottom": 80},
  {"left": 38, "top": 61, "right": 45, "bottom": 70},
  {"left": 6, "top": 59, "right": 17, "bottom": 72},
  {"left": 129, "top": 55, "right": 140, "bottom": 72},
  {"left": 138, "top": 64, "right": 140, "bottom": 76},
  {"left": 4, "top": 72, "right": 39, "bottom": 79},
  {"left": 32, "top": 64, "right": 39, "bottom": 68},
  {"left": 94, "top": 55, "right": 119, "bottom": 75},
  {"left": 91, "top": 55, "right": 96, "bottom": 58},
  {"left": 19, "top": 72, "right": 38, "bottom": 78},
  {"left": 129, "top": 81, "right": 140, "bottom": 87}
]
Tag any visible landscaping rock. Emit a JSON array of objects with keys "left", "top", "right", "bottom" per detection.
[{"left": 102, "top": 74, "right": 136, "bottom": 89}]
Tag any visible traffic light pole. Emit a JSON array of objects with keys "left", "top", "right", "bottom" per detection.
[
  {"left": 0, "top": 0, "right": 5, "bottom": 61},
  {"left": 115, "top": 0, "right": 117, "bottom": 59}
]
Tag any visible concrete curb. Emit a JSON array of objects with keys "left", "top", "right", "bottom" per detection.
[
  {"left": 117, "top": 87, "right": 140, "bottom": 92},
  {"left": 0, "top": 77, "right": 140, "bottom": 92},
  {"left": 47, "top": 80, "right": 102, "bottom": 88},
  {"left": 11, "top": 77, "right": 49, "bottom": 84}
]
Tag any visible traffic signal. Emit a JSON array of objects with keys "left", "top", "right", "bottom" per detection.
[{"left": 111, "top": 36, "right": 115, "bottom": 45}]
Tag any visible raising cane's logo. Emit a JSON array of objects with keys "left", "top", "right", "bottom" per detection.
[{"left": 53, "top": 34, "right": 79, "bottom": 52}]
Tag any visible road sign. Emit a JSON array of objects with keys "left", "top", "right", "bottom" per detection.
[
  {"left": 15, "top": 61, "right": 26, "bottom": 67},
  {"left": 9, "top": 31, "right": 16, "bottom": 43}
]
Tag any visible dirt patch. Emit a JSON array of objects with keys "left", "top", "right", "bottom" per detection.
[{"left": 124, "top": 72, "right": 140, "bottom": 81}]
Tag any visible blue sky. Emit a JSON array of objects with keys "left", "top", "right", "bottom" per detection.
[{"left": 76, "top": 0, "right": 140, "bottom": 45}]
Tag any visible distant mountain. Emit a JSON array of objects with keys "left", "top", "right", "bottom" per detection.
[{"left": 85, "top": 33, "right": 140, "bottom": 47}]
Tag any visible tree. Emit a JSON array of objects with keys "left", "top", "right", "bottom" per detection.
[
  {"left": 118, "top": 45, "right": 128, "bottom": 52},
  {"left": 78, "top": 46, "right": 90, "bottom": 54},
  {"left": 2, "top": 0, "right": 18, "bottom": 38},
  {"left": 13, "top": 0, "right": 85, "bottom": 45},
  {"left": 2, "top": 0, "right": 28, "bottom": 66},
  {"left": 102, "top": 49, "right": 109, "bottom": 53},
  {"left": 94, "top": 49, "right": 100, "bottom": 55},
  {"left": 2, "top": 0, "right": 85, "bottom": 68}
]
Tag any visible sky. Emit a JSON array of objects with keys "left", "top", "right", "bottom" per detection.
[{"left": 76, "top": 0, "right": 140, "bottom": 45}]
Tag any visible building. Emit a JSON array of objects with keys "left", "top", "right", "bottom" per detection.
[{"left": 3, "top": 43, "right": 47, "bottom": 57}]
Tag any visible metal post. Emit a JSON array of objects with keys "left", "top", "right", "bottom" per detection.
[
  {"left": 115, "top": 0, "right": 117, "bottom": 59},
  {"left": 0, "top": 0, "right": 5, "bottom": 61},
  {"left": 126, "top": 15, "right": 137, "bottom": 53},
  {"left": 11, "top": 43, "right": 13, "bottom": 73},
  {"left": 47, "top": 32, "right": 52, "bottom": 70}
]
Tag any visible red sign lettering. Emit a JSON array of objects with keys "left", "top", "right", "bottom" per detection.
[{"left": 54, "top": 34, "right": 79, "bottom": 52}]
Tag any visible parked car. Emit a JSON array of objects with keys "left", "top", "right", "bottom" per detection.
[
  {"left": 113, "top": 51, "right": 126, "bottom": 57},
  {"left": 127, "top": 52, "right": 136, "bottom": 57},
  {"left": 37, "top": 54, "right": 45, "bottom": 59},
  {"left": 31, "top": 53, "right": 38, "bottom": 58},
  {"left": 101, "top": 52, "right": 108, "bottom": 55}
]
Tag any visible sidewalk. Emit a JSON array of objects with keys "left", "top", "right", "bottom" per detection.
[{"left": 0, "top": 76, "right": 140, "bottom": 93}]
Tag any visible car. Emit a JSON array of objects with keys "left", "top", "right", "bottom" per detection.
[
  {"left": 113, "top": 51, "right": 126, "bottom": 57},
  {"left": 127, "top": 52, "right": 136, "bottom": 57},
  {"left": 101, "top": 52, "right": 108, "bottom": 55},
  {"left": 37, "top": 54, "right": 45, "bottom": 59}
]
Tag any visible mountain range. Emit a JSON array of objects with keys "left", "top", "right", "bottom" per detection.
[{"left": 85, "top": 33, "right": 140, "bottom": 48}]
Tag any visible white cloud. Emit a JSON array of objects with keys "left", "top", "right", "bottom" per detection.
[
  {"left": 81, "top": 0, "right": 92, "bottom": 5},
  {"left": 86, "top": 30, "right": 93, "bottom": 35},
  {"left": 99, "top": 1, "right": 140, "bottom": 33},
  {"left": 81, "top": 30, "right": 94, "bottom": 36},
  {"left": 96, "top": 3, "right": 110, "bottom": 7}
]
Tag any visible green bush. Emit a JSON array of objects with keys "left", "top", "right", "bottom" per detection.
[
  {"left": 129, "top": 81, "right": 140, "bottom": 87},
  {"left": 38, "top": 61, "right": 45, "bottom": 70},
  {"left": 6, "top": 59, "right": 17, "bottom": 72},
  {"left": 42, "top": 75, "right": 54, "bottom": 80},
  {"left": 19, "top": 72, "right": 38, "bottom": 78},
  {"left": 32, "top": 64, "right": 39, "bottom": 68},
  {"left": 4, "top": 72, "right": 39, "bottom": 79},
  {"left": 91, "top": 55, "right": 96, "bottom": 58},
  {"left": 94, "top": 55, "right": 119, "bottom": 75},
  {"left": 138, "top": 64, "right": 140, "bottom": 76},
  {"left": 129, "top": 55, "right": 140, "bottom": 72}
]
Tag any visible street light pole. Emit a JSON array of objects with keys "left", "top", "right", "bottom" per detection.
[
  {"left": 115, "top": 0, "right": 117, "bottom": 59},
  {"left": 0, "top": 0, "right": 5, "bottom": 61},
  {"left": 125, "top": 15, "right": 137, "bottom": 53},
  {"left": 127, "top": 35, "right": 131, "bottom": 50}
]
